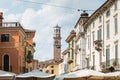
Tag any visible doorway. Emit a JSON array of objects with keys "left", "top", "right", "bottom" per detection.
[{"left": 4, "top": 54, "right": 9, "bottom": 71}]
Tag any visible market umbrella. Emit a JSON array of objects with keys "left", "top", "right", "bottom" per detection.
[
  {"left": 0, "top": 70, "right": 16, "bottom": 80},
  {"left": 16, "top": 70, "right": 55, "bottom": 80},
  {"left": 104, "top": 71, "right": 120, "bottom": 80},
  {"left": 55, "top": 69, "right": 105, "bottom": 80}
]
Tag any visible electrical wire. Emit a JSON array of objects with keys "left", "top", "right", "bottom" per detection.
[
  {"left": 16, "top": 0, "right": 96, "bottom": 12},
  {"left": 16, "top": 0, "right": 79, "bottom": 10}
]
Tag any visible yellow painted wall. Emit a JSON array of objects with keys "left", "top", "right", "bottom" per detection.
[{"left": 45, "top": 64, "right": 59, "bottom": 76}]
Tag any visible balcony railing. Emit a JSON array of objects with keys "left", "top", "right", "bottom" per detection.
[
  {"left": 94, "top": 40, "right": 102, "bottom": 51},
  {"left": 67, "top": 58, "right": 73, "bottom": 64},
  {"left": 0, "top": 22, "right": 22, "bottom": 27},
  {"left": 100, "top": 58, "right": 120, "bottom": 72}
]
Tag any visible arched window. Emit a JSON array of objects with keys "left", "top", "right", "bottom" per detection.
[{"left": 3, "top": 54, "right": 9, "bottom": 71}]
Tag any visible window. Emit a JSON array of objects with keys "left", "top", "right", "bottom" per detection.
[
  {"left": 99, "top": 52, "right": 102, "bottom": 64},
  {"left": 4, "top": 54, "right": 9, "bottom": 71},
  {"left": 92, "top": 33, "right": 95, "bottom": 46},
  {"left": 99, "top": 16, "right": 102, "bottom": 23},
  {"left": 88, "top": 36, "right": 90, "bottom": 49},
  {"left": 106, "top": 9, "right": 110, "bottom": 17},
  {"left": 75, "top": 53, "right": 77, "bottom": 66},
  {"left": 93, "top": 54, "right": 95, "bottom": 68},
  {"left": 114, "top": 1, "right": 117, "bottom": 11},
  {"left": 30, "top": 67, "right": 32, "bottom": 71},
  {"left": 72, "top": 40, "right": 74, "bottom": 47},
  {"left": 69, "top": 43, "right": 70, "bottom": 49},
  {"left": 106, "top": 48, "right": 110, "bottom": 66},
  {"left": 1, "top": 34, "right": 10, "bottom": 42},
  {"left": 25, "top": 34, "right": 30, "bottom": 39},
  {"left": 115, "top": 44, "right": 118, "bottom": 63},
  {"left": 114, "top": 17, "right": 118, "bottom": 34},
  {"left": 27, "top": 50, "right": 33, "bottom": 63},
  {"left": 46, "top": 70, "right": 49, "bottom": 73},
  {"left": 51, "top": 66, "right": 54, "bottom": 68},
  {"left": 86, "top": 57, "right": 89, "bottom": 69},
  {"left": 93, "top": 22, "right": 95, "bottom": 28},
  {"left": 72, "top": 49, "right": 74, "bottom": 59},
  {"left": 106, "top": 23, "right": 110, "bottom": 39},
  {"left": 97, "top": 29, "right": 102, "bottom": 40},
  {"left": 68, "top": 52, "right": 70, "bottom": 60},
  {"left": 51, "top": 70, "right": 54, "bottom": 74},
  {"left": 56, "top": 28, "right": 60, "bottom": 34}
]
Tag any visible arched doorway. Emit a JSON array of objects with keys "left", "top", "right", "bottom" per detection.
[{"left": 4, "top": 54, "right": 9, "bottom": 71}]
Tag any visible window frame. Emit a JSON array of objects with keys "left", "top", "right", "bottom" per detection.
[{"left": 1, "top": 34, "right": 10, "bottom": 42}]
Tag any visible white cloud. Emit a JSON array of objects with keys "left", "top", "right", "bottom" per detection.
[
  {"left": 4, "top": 13, "right": 22, "bottom": 22},
  {"left": 18, "top": 2, "right": 78, "bottom": 61},
  {"left": 0, "top": 8, "right": 8, "bottom": 13}
]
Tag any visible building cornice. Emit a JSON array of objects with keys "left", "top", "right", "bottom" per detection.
[
  {"left": 0, "top": 27, "right": 25, "bottom": 33},
  {"left": 84, "top": 0, "right": 115, "bottom": 29},
  {"left": 66, "top": 30, "right": 76, "bottom": 43},
  {"left": 62, "top": 48, "right": 69, "bottom": 55}
]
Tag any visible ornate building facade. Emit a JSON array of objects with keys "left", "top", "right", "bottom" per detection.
[{"left": 61, "top": 0, "right": 120, "bottom": 74}]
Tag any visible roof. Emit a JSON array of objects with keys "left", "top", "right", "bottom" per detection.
[
  {"left": 62, "top": 48, "right": 69, "bottom": 55},
  {"left": 74, "top": 12, "right": 89, "bottom": 28},
  {"left": 24, "top": 29, "right": 36, "bottom": 33}
]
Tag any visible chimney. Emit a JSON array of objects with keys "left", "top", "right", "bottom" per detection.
[{"left": 0, "top": 12, "right": 3, "bottom": 26}]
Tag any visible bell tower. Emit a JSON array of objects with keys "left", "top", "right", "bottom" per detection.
[{"left": 53, "top": 25, "right": 61, "bottom": 61}]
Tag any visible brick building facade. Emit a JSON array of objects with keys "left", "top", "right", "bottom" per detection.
[{"left": 0, "top": 12, "right": 35, "bottom": 74}]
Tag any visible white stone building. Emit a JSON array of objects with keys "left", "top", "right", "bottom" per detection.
[
  {"left": 73, "top": 12, "right": 89, "bottom": 71},
  {"left": 60, "top": 0, "right": 120, "bottom": 74},
  {"left": 59, "top": 49, "right": 69, "bottom": 74},
  {"left": 85, "top": 0, "right": 120, "bottom": 72}
]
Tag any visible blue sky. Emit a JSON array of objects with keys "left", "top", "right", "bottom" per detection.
[{"left": 0, "top": 0, "right": 106, "bottom": 61}]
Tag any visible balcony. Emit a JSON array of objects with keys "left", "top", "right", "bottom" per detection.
[
  {"left": 94, "top": 40, "right": 102, "bottom": 51},
  {"left": 100, "top": 58, "right": 120, "bottom": 72},
  {"left": 67, "top": 58, "right": 73, "bottom": 64}
]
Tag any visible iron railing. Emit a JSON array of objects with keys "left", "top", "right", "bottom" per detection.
[
  {"left": 0, "top": 22, "right": 22, "bottom": 27},
  {"left": 100, "top": 58, "right": 120, "bottom": 71}
]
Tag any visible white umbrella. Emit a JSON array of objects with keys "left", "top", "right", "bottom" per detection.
[
  {"left": 16, "top": 70, "right": 55, "bottom": 80},
  {"left": 0, "top": 70, "right": 16, "bottom": 80},
  {"left": 105, "top": 71, "right": 120, "bottom": 76},
  {"left": 55, "top": 69, "right": 105, "bottom": 80}
]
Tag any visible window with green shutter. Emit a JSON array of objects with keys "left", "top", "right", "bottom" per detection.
[
  {"left": 114, "top": 17, "right": 118, "bottom": 34},
  {"left": 97, "top": 29, "right": 101, "bottom": 40},
  {"left": 115, "top": 44, "right": 118, "bottom": 63},
  {"left": 106, "top": 23, "right": 110, "bottom": 39},
  {"left": 106, "top": 48, "right": 110, "bottom": 66}
]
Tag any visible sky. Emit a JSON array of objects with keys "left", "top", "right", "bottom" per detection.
[{"left": 0, "top": 0, "right": 106, "bottom": 61}]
